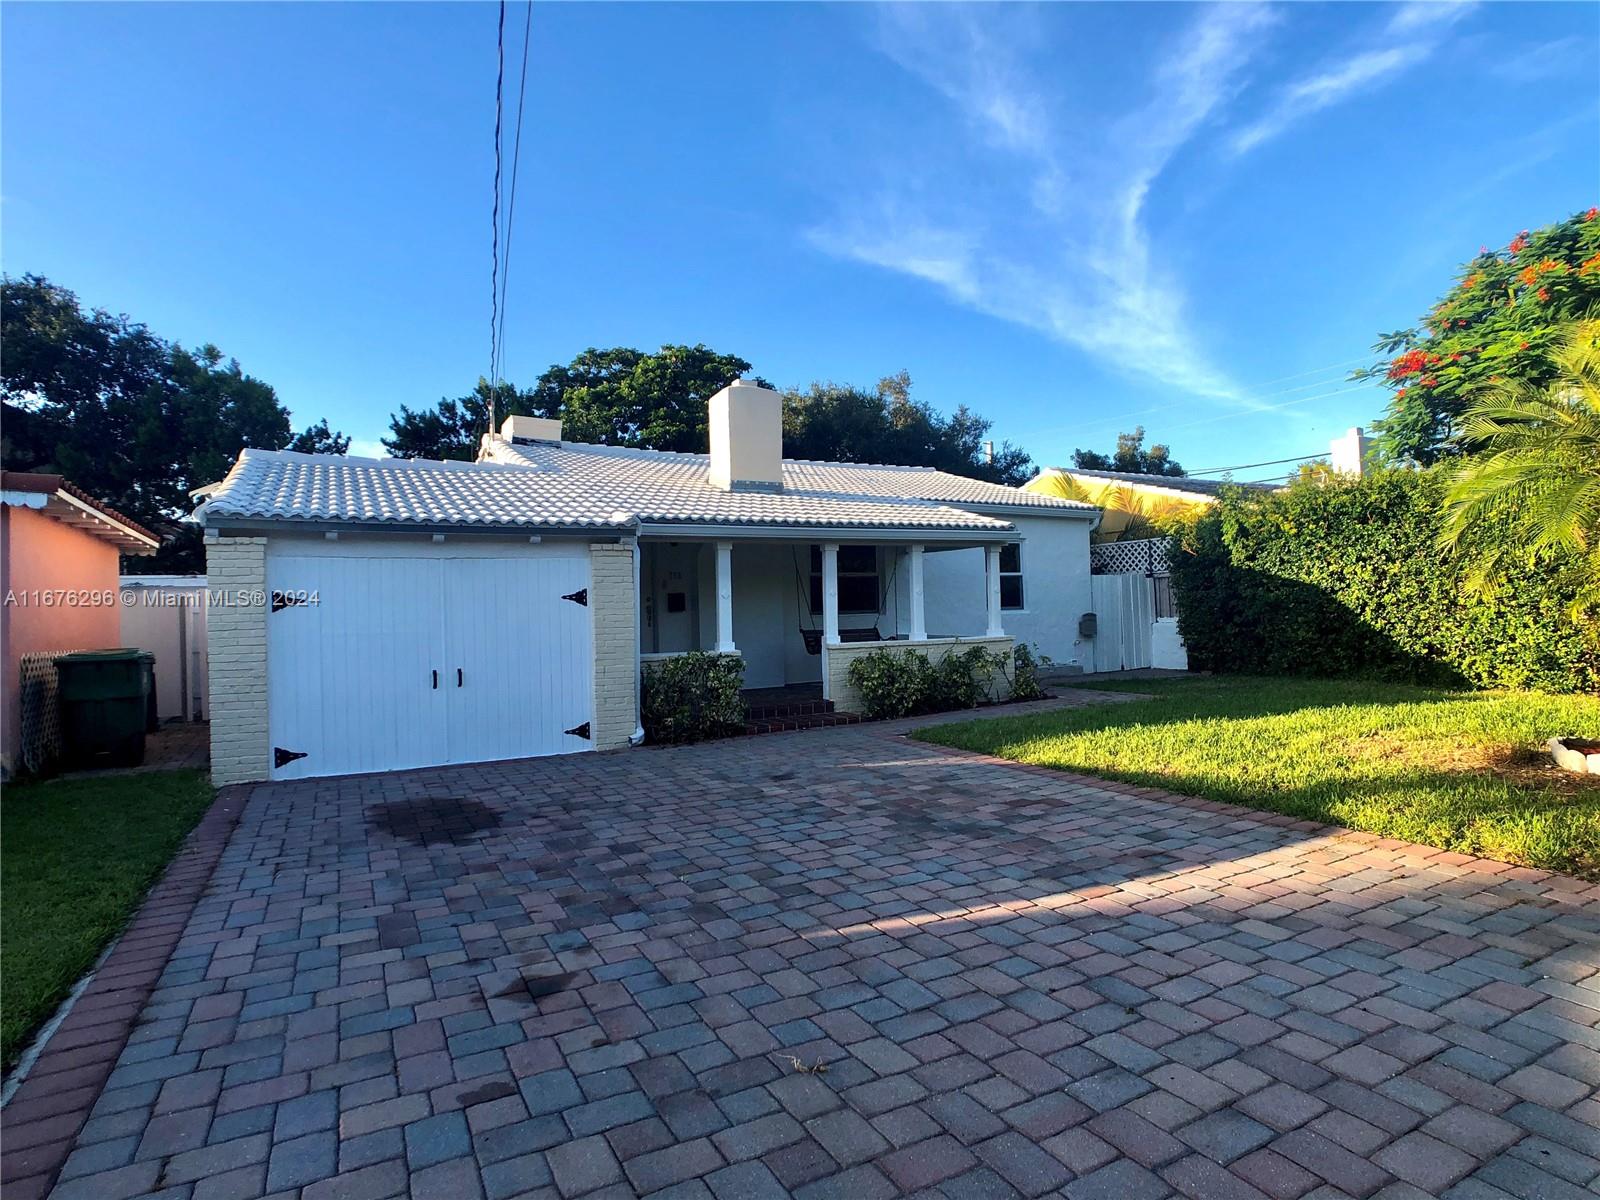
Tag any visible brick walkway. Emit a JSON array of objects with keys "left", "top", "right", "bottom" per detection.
[{"left": 30, "top": 713, "right": 1600, "bottom": 1199}]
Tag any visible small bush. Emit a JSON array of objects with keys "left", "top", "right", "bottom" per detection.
[
  {"left": 1011, "top": 643, "right": 1050, "bottom": 701},
  {"left": 845, "top": 647, "right": 932, "bottom": 719},
  {"left": 847, "top": 642, "right": 1049, "bottom": 719},
  {"left": 641, "top": 652, "right": 747, "bottom": 744}
]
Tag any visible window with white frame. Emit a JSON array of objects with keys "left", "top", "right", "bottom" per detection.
[
  {"left": 809, "top": 545, "right": 880, "bottom": 615},
  {"left": 999, "top": 542, "right": 1024, "bottom": 610}
]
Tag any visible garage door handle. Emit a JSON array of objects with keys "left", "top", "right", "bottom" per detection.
[
  {"left": 457, "top": 668, "right": 463, "bottom": 687},
  {"left": 432, "top": 670, "right": 438, "bottom": 690}
]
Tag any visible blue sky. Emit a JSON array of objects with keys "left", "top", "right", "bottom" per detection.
[{"left": 4, "top": 2, "right": 1595, "bottom": 481}]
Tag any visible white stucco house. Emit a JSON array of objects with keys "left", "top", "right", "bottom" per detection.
[{"left": 197, "top": 382, "right": 1100, "bottom": 783}]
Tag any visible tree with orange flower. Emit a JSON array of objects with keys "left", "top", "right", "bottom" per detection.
[{"left": 1353, "top": 208, "right": 1600, "bottom": 464}]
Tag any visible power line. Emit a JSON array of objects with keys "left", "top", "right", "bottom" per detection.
[
  {"left": 1017, "top": 356, "right": 1379, "bottom": 444},
  {"left": 1186, "top": 451, "right": 1325, "bottom": 476},
  {"left": 487, "top": 0, "right": 506, "bottom": 438},
  {"left": 493, "top": 0, "right": 533, "bottom": 401}
]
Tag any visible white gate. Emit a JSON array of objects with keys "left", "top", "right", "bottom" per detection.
[{"left": 1088, "top": 573, "right": 1155, "bottom": 672}]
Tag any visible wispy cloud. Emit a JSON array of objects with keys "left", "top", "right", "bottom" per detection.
[
  {"left": 1228, "top": 1, "right": 1478, "bottom": 155},
  {"left": 346, "top": 438, "right": 390, "bottom": 460},
  {"left": 809, "top": 3, "right": 1279, "bottom": 404},
  {"left": 1489, "top": 35, "right": 1591, "bottom": 84}
]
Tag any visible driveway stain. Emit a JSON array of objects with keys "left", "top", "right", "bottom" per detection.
[{"left": 368, "top": 797, "right": 503, "bottom": 846}]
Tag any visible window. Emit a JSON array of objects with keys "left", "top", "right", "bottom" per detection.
[
  {"left": 999, "top": 542, "right": 1025, "bottom": 610},
  {"left": 809, "top": 545, "right": 881, "bottom": 615}
]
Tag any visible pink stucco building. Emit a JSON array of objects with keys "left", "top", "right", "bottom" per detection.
[{"left": 1, "top": 472, "right": 159, "bottom": 774}]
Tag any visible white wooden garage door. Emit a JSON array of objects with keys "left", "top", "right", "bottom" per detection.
[{"left": 266, "top": 544, "right": 594, "bottom": 780}]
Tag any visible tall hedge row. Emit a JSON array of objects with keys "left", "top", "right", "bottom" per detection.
[{"left": 1167, "top": 470, "right": 1599, "bottom": 693}]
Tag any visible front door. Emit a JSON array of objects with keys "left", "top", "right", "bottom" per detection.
[{"left": 645, "top": 543, "right": 698, "bottom": 653}]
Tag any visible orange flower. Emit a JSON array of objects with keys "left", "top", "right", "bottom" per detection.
[
  {"left": 1509, "top": 230, "right": 1530, "bottom": 253},
  {"left": 1586, "top": 207, "right": 1599, "bottom": 221},
  {"left": 1538, "top": 287, "right": 1551, "bottom": 302}
]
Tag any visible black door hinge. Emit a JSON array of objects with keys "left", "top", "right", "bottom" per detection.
[
  {"left": 561, "top": 588, "right": 588, "bottom": 607},
  {"left": 274, "top": 746, "right": 308, "bottom": 768},
  {"left": 564, "top": 722, "right": 592, "bottom": 740},
  {"left": 271, "top": 591, "right": 307, "bottom": 613}
]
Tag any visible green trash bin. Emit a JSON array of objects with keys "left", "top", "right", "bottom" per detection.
[
  {"left": 140, "top": 651, "right": 160, "bottom": 733},
  {"left": 55, "top": 649, "right": 151, "bottom": 768}
]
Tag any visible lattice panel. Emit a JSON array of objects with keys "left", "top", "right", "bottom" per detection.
[
  {"left": 1091, "top": 537, "right": 1171, "bottom": 576},
  {"left": 17, "top": 652, "right": 68, "bottom": 776}
]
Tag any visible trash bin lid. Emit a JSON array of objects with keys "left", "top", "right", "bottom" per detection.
[{"left": 56, "top": 649, "right": 146, "bottom": 663}]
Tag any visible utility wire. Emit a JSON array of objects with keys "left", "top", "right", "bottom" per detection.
[
  {"left": 487, "top": 0, "right": 506, "bottom": 438},
  {"left": 1186, "top": 452, "right": 1325, "bottom": 476},
  {"left": 492, "top": 0, "right": 533, "bottom": 404},
  {"left": 1019, "top": 357, "right": 1379, "bottom": 444}
]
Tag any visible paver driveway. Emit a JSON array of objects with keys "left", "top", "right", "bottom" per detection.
[{"left": 43, "top": 714, "right": 1600, "bottom": 1200}]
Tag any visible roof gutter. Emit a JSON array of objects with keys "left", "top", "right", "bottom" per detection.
[
  {"left": 956, "top": 501, "right": 1100, "bottom": 520},
  {"left": 635, "top": 521, "right": 1015, "bottom": 543},
  {"left": 202, "top": 515, "right": 639, "bottom": 542}
]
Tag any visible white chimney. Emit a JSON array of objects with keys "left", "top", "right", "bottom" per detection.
[
  {"left": 708, "top": 381, "right": 783, "bottom": 492},
  {"left": 501, "top": 414, "right": 563, "bottom": 444},
  {"left": 1329, "top": 426, "right": 1371, "bottom": 476}
]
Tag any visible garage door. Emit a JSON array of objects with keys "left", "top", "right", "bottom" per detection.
[{"left": 266, "top": 546, "right": 594, "bottom": 780}]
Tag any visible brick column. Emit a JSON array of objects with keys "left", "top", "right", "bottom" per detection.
[
  {"left": 204, "top": 535, "right": 271, "bottom": 785},
  {"left": 589, "top": 542, "right": 638, "bottom": 751}
]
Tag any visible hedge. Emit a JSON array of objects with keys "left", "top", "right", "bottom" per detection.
[{"left": 1168, "top": 470, "right": 1599, "bottom": 693}]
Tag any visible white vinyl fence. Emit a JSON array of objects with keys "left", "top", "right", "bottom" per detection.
[
  {"left": 1087, "top": 573, "right": 1155, "bottom": 672},
  {"left": 1086, "top": 537, "right": 1188, "bottom": 672},
  {"left": 120, "top": 576, "right": 209, "bottom": 722}
]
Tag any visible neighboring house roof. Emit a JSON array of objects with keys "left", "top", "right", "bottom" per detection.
[
  {"left": 1048, "top": 468, "right": 1279, "bottom": 499},
  {"left": 199, "top": 444, "right": 1080, "bottom": 537},
  {"left": 1, "top": 471, "right": 160, "bottom": 553}
]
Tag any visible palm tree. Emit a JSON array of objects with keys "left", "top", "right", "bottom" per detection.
[{"left": 1441, "top": 319, "right": 1600, "bottom": 615}]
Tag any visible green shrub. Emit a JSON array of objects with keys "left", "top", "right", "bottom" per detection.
[
  {"left": 1011, "top": 642, "right": 1050, "bottom": 701},
  {"left": 845, "top": 646, "right": 933, "bottom": 718},
  {"left": 641, "top": 652, "right": 747, "bottom": 744},
  {"left": 1168, "top": 470, "right": 1600, "bottom": 692},
  {"left": 846, "top": 642, "right": 1049, "bottom": 719}
]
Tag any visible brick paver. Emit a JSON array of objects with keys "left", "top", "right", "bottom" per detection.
[{"left": 21, "top": 709, "right": 1600, "bottom": 1198}]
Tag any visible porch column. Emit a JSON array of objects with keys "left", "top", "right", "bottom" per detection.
[
  {"left": 820, "top": 543, "right": 840, "bottom": 702},
  {"left": 907, "top": 544, "right": 927, "bottom": 641},
  {"left": 985, "top": 543, "right": 1004, "bottom": 637},
  {"left": 821, "top": 543, "right": 840, "bottom": 643},
  {"left": 714, "top": 541, "right": 736, "bottom": 653}
]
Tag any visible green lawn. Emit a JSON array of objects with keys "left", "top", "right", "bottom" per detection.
[
  {"left": 915, "top": 676, "right": 1600, "bottom": 879},
  {"left": 1, "top": 770, "right": 214, "bottom": 1067}
]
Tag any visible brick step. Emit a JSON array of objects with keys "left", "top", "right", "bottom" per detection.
[
  {"left": 744, "top": 710, "right": 863, "bottom": 736},
  {"left": 745, "top": 698, "right": 837, "bottom": 721}
]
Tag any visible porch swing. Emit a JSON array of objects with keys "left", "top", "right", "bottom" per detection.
[{"left": 792, "top": 546, "right": 900, "bottom": 655}]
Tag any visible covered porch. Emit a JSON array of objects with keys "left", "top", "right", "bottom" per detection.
[{"left": 637, "top": 534, "right": 1015, "bottom": 703}]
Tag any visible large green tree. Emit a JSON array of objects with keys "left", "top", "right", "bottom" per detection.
[
  {"left": 1070, "top": 426, "right": 1185, "bottom": 476},
  {"left": 1354, "top": 207, "right": 1600, "bottom": 464},
  {"left": 1, "top": 274, "right": 349, "bottom": 570},
  {"left": 782, "top": 371, "right": 1034, "bottom": 486},
  {"left": 390, "top": 352, "right": 1033, "bottom": 486},
  {"left": 385, "top": 346, "right": 756, "bottom": 460},
  {"left": 383, "top": 379, "right": 539, "bottom": 461}
]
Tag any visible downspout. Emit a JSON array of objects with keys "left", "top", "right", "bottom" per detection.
[{"left": 630, "top": 537, "right": 646, "bottom": 745}]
